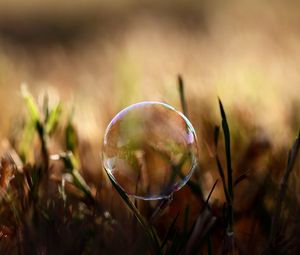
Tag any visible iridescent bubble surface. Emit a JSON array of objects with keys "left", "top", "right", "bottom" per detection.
[{"left": 102, "top": 101, "right": 198, "bottom": 200}]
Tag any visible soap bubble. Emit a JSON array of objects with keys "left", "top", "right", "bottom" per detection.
[{"left": 102, "top": 101, "right": 198, "bottom": 200}]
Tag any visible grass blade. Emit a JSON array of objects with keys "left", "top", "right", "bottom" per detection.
[
  {"left": 46, "top": 103, "right": 62, "bottom": 135},
  {"left": 218, "top": 99, "right": 233, "bottom": 200},
  {"left": 106, "top": 172, "right": 162, "bottom": 255},
  {"left": 52, "top": 152, "right": 94, "bottom": 203},
  {"left": 205, "top": 179, "right": 218, "bottom": 205},
  {"left": 184, "top": 207, "right": 216, "bottom": 255},
  {"left": 234, "top": 170, "right": 250, "bottom": 187},
  {"left": 215, "top": 154, "right": 231, "bottom": 204},
  {"left": 21, "top": 85, "right": 40, "bottom": 123},
  {"left": 160, "top": 212, "right": 180, "bottom": 251},
  {"left": 267, "top": 131, "right": 300, "bottom": 251},
  {"left": 178, "top": 74, "right": 188, "bottom": 117},
  {"left": 218, "top": 99, "right": 234, "bottom": 233}
]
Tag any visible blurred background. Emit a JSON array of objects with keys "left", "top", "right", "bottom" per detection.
[{"left": 0, "top": 0, "right": 299, "bottom": 144}]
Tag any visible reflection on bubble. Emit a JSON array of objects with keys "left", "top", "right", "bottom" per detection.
[{"left": 102, "top": 101, "right": 198, "bottom": 200}]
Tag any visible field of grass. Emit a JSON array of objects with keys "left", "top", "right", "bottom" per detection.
[
  {"left": 0, "top": 1, "right": 299, "bottom": 254},
  {"left": 0, "top": 83, "right": 298, "bottom": 254}
]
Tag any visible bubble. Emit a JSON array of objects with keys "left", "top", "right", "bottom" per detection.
[{"left": 102, "top": 101, "right": 198, "bottom": 200}]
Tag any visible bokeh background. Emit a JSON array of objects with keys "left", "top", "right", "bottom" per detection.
[{"left": 0, "top": 0, "right": 299, "bottom": 142}]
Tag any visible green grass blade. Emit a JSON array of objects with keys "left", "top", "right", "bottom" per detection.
[
  {"left": 21, "top": 85, "right": 40, "bottom": 123},
  {"left": 218, "top": 99, "right": 234, "bottom": 233},
  {"left": 19, "top": 119, "right": 36, "bottom": 162},
  {"left": 72, "top": 169, "right": 94, "bottom": 201},
  {"left": 19, "top": 86, "right": 41, "bottom": 162},
  {"left": 218, "top": 99, "right": 233, "bottom": 200},
  {"left": 214, "top": 125, "right": 231, "bottom": 203},
  {"left": 65, "top": 121, "right": 77, "bottom": 152},
  {"left": 53, "top": 152, "right": 94, "bottom": 203},
  {"left": 43, "top": 93, "right": 49, "bottom": 122},
  {"left": 46, "top": 103, "right": 62, "bottom": 135}
]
